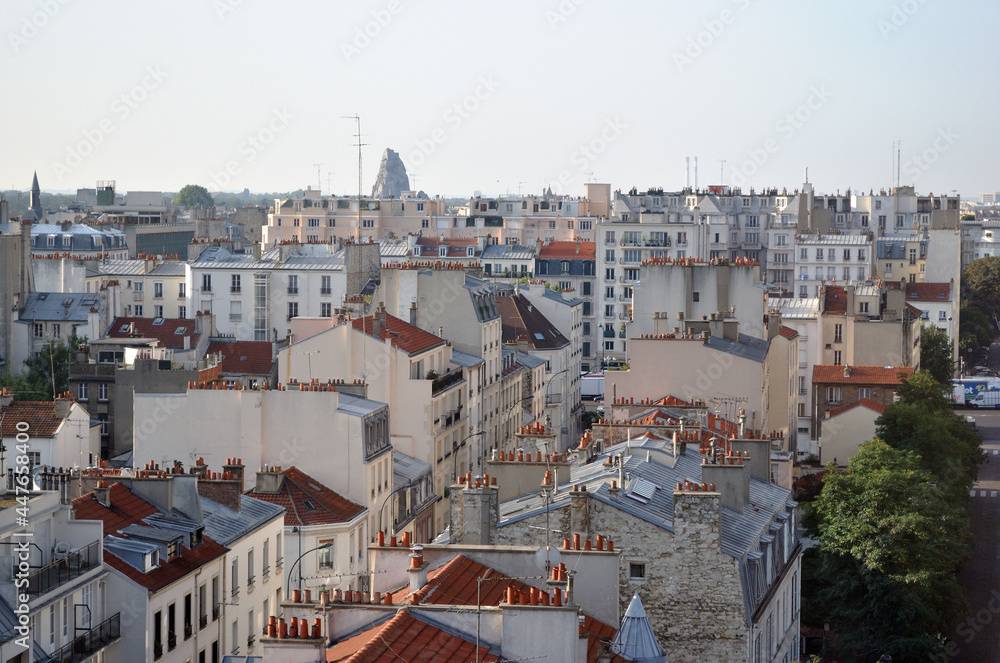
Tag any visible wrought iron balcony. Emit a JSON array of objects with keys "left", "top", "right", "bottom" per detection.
[
  {"left": 26, "top": 541, "right": 100, "bottom": 596},
  {"left": 42, "top": 613, "right": 121, "bottom": 663}
]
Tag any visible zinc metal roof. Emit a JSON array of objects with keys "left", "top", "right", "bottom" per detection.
[
  {"left": 336, "top": 392, "right": 389, "bottom": 418},
  {"left": 704, "top": 333, "right": 769, "bottom": 363},
  {"left": 393, "top": 450, "right": 431, "bottom": 485},
  {"left": 199, "top": 494, "right": 285, "bottom": 547},
  {"left": 19, "top": 292, "right": 102, "bottom": 322}
]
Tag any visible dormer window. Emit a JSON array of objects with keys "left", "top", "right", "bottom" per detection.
[
  {"left": 439, "top": 246, "right": 448, "bottom": 258},
  {"left": 466, "top": 246, "right": 475, "bottom": 257},
  {"left": 167, "top": 541, "right": 180, "bottom": 559},
  {"left": 413, "top": 245, "right": 421, "bottom": 257}
]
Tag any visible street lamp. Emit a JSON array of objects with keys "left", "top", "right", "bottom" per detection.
[
  {"left": 378, "top": 478, "right": 421, "bottom": 536},
  {"left": 285, "top": 541, "right": 334, "bottom": 597}
]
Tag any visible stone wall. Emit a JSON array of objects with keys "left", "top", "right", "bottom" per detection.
[{"left": 496, "top": 489, "right": 749, "bottom": 663}]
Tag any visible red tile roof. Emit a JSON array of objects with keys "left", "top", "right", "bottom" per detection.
[
  {"left": 812, "top": 365, "right": 913, "bottom": 385},
  {"left": 537, "top": 241, "right": 596, "bottom": 260},
  {"left": 778, "top": 326, "right": 799, "bottom": 340},
  {"left": 396, "top": 555, "right": 622, "bottom": 663},
  {"left": 827, "top": 398, "right": 886, "bottom": 418},
  {"left": 206, "top": 340, "right": 274, "bottom": 376},
  {"left": 247, "top": 467, "right": 365, "bottom": 527},
  {"left": 326, "top": 609, "right": 500, "bottom": 663},
  {"left": 655, "top": 395, "right": 696, "bottom": 407},
  {"left": 905, "top": 282, "right": 951, "bottom": 302},
  {"left": 107, "top": 317, "right": 200, "bottom": 350},
  {"left": 633, "top": 410, "right": 678, "bottom": 426},
  {"left": 0, "top": 400, "right": 68, "bottom": 436},
  {"left": 72, "top": 483, "right": 228, "bottom": 592},
  {"left": 352, "top": 312, "right": 446, "bottom": 356}
]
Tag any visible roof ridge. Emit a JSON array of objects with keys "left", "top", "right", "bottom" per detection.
[{"left": 342, "top": 609, "right": 411, "bottom": 663}]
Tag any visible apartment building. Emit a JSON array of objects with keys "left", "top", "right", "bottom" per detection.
[
  {"left": 245, "top": 466, "right": 371, "bottom": 595},
  {"left": 186, "top": 241, "right": 379, "bottom": 342},
  {"left": 0, "top": 392, "right": 101, "bottom": 471},
  {"left": 0, "top": 221, "right": 34, "bottom": 375},
  {"left": 0, "top": 476, "right": 118, "bottom": 663},
  {"left": 772, "top": 296, "right": 822, "bottom": 454},
  {"left": 817, "top": 283, "right": 921, "bottom": 370},
  {"left": 276, "top": 305, "right": 467, "bottom": 537},
  {"left": 483, "top": 433, "right": 802, "bottom": 663},
  {"left": 88, "top": 259, "right": 187, "bottom": 320},
  {"left": 11, "top": 292, "right": 106, "bottom": 373},
  {"left": 22, "top": 223, "right": 129, "bottom": 260},
  {"left": 132, "top": 386, "right": 391, "bottom": 557},
  {"left": 812, "top": 365, "right": 913, "bottom": 434},
  {"left": 495, "top": 291, "right": 580, "bottom": 452},
  {"left": 793, "top": 234, "right": 873, "bottom": 298},
  {"left": 533, "top": 241, "right": 597, "bottom": 368},
  {"left": 875, "top": 233, "right": 927, "bottom": 283},
  {"left": 905, "top": 281, "right": 958, "bottom": 370}
]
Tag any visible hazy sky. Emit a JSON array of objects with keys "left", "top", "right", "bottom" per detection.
[{"left": 5, "top": 0, "right": 998, "bottom": 199}]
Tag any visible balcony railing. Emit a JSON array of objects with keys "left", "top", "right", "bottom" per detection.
[
  {"left": 26, "top": 541, "right": 100, "bottom": 596},
  {"left": 212, "top": 606, "right": 220, "bottom": 621},
  {"left": 42, "top": 613, "right": 121, "bottom": 663},
  {"left": 431, "top": 370, "right": 464, "bottom": 396},
  {"left": 199, "top": 615, "right": 208, "bottom": 629},
  {"left": 247, "top": 634, "right": 255, "bottom": 650}
]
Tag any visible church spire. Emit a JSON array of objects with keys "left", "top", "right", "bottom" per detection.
[{"left": 29, "top": 171, "right": 43, "bottom": 221}]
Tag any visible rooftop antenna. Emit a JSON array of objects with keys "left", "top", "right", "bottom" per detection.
[
  {"left": 326, "top": 171, "right": 335, "bottom": 195},
  {"left": 585, "top": 172, "right": 595, "bottom": 183},
  {"left": 518, "top": 182, "right": 526, "bottom": 197},
  {"left": 718, "top": 159, "right": 726, "bottom": 184},
  {"left": 342, "top": 115, "right": 368, "bottom": 240},
  {"left": 313, "top": 163, "right": 325, "bottom": 194}
]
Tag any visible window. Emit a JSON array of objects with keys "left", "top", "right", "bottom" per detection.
[
  {"left": 677, "top": 231, "right": 687, "bottom": 245},
  {"left": 179, "top": 282, "right": 186, "bottom": 298},
  {"left": 605, "top": 249, "right": 615, "bottom": 262},
  {"left": 33, "top": 323, "right": 43, "bottom": 338},
  {"left": 202, "top": 274, "right": 212, "bottom": 292},
  {"left": 605, "top": 268, "right": 615, "bottom": 281},
  {"left": 859, "top": 301, "right": 869, "bottom": 314},
  {"left": 938, "top": 310, "right": 948, "bottom": 321},
  {"left": 629, "top": 563, "right": 646, "bottom": 581},
  {"left": 604, "top": 305, "right": 615, "bottom": 317},
  {"left": 321, "top": 302, "right": 332, "bottom": 317},
  {"left": 179, "top": 305, "right": 187, "bottom": 319},
  {"left": 154, "top": 282, "right": 163, "bottom": 298},
  {"left": 842, "top": 249, "right": 851, "bottom": 261},
  {"left": 582, "top": 281, "right": 591, "bottom": 296},
  {"left": 134, "top": 280, "right": 143, "bottom": 293},
  {"left": 263, "top": 540, "right": 269, "bottom": 576},
  {"left": 308, "top": 218, "right": 320, "bottom": 227},
  {"left": 582, "top": 301, "right": 592, "bottom": 316},
  {"left": 318, "top": 539, "right": 334, "bottom": 569},
  {"left": 62, "top": 599, "right": 68, "bottom": 637},
  {"left": 815, "top": 248, "right": 824, "bottom": 260},
  {"left": 287, "top": 275, "right": 298, "bottom": 294},
  {"left": 834, "top": 324, "right": 842, "bottom": 343},
  {"left": 605, "top": 286, "right": 615, "bottom": 299},
  {"left": 859, "top": 387, "right": 871, "bottom": 400},
  {"left": 833, "top": 350, "right": 842, "bottom": 366},
  {"left": 51, "top": 323, "right": 60, "bottom": 339},
  {"left": 98, "top": 382, "right": 108, "bottom": 401},
  {"left": 247, "top": 549, "right": 255, "bottom": 587},
  {"left": 363, "top": 219, "right": 374, "bottom": 228},
  {"left": 287, "top": 302, "right": 298, "bottom": 320},
  {"left": 604, "top": 340, "right": 615, "bottom": 351},
  {"left": 49, "top": 605, "right": 55, "bottom": 645},
  {"left": 231, "top": 559, "right": 239, "bottom": 597},
  {"left": 692, "top": 291, "right": 700, "bottom": 302},
  {"left": 321, "top": 275, "right": 331, "bottom": 295},
  {"left": 212, "top": 577, "right": 219, "bottom": 619},
  {"left": 604, "top": 230, "right": 616, "bottom": 245},
  {"left": 231, "top": 274, "right": 241, "bottom": 293},
  {"left": 826, "top": 387, "right": 842, "bottom": 404},
  {"left": 135, "top": 305, "right": 143, "bottom": 317}
]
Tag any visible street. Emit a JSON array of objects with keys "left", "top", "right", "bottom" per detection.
[{"left": 948, "top": 342, "right": 1000, "bottom": 661}]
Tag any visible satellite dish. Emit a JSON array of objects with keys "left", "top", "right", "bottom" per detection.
[{"left": 534, "top": 544, "right": 561, "bottom": 572}]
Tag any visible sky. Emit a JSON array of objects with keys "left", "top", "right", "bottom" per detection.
[{"left": 4, "top": 0, "right": 999, "bottom": 200}]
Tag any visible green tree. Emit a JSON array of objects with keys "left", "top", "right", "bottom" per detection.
[
  {"left": 960, "top": 304, "right": 994, "bottom": 353},
  {"left": 963, "top": 256, "right": 1000, "bottom": 327},
  {"left": 919, "top": 324, "right": 953, "bottom": 383},
  {"left": 811, "top": 440, "right": 971, "bottom": 660},
  {"left": 0, "top": 334, "right": 84, "bottom": 400},
  {"left": 172, "top": 184, "right": 214, "bottom": 209}
]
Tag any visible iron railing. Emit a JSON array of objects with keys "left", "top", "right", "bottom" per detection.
[
  {"left": 27, "top": 541, "right": 100, "bottom": 596},
  {"left": 43, "top": 613, "right": 121, "bottom": 663}
]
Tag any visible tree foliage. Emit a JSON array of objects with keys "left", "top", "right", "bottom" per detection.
[
  {"left": 0, "top": 334, "right": 84, "bottom": 400},
  {"left": 919, "top": 324, "right": 953, "bottom": 383},
  {"left": 963, "top": 256, "right": 1000, "bottom": 327},
  {"left": 172, "top": 184, "right": 214, "bottom": 209},
  {"left": 959, "top": 304, "right": 994, "bottom": 353}
]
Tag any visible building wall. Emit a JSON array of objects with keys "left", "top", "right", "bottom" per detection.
[
  {"left": 223, "top": 512, "right": 286, "bottom": 657},
  {"left": 819, "top": 406, "right": 879, "bottom": 466}
]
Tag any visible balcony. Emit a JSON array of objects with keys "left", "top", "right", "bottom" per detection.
[
  {"left": 618, "top": 295, "right": 631, "bottom": 302},
  {"left": 42, "top": 613, "right": 121, "bottom": 663},
  {"left": 248, "top": 634, "right": 256, "bottom": 650},
  {"left": 26, "top": 541, "right": 100, "bottom": 596},
  {"left": 431, "top": 370, "right": 464, "bottom": 396},
  {"left": 199, "top": 615, "right": 208, "bottom": 629},
  {"left": 212, "top": 606, "right": 220, "bottom": 621},
  {"left": 603, "top": 328, "right": 615, "bottom": 338},
  {"left": 184, "top": 622, "right": 193, "bottom": 639},
  {"left": 618, "top": 313, "right": 631, "bottom": 321},
  {"left": 168, "top": 632, "right": 177, "bottom": 650}
]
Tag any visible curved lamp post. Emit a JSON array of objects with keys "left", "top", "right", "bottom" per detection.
[{"left": 285, "top": 541, "right": 333, "bottom": 597}]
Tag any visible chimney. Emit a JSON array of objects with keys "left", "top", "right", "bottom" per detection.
[
  {"left": 55, "top": 393, "right": 73, "bottom": 420},
  {"left": 409, "top": 301, "right": 417, "bottom": 325},
  {"left": 448, "top": 476, "right": 499, "bottom": 545},
  {"left": 730, "top": 440, "right": 771, "bottom": 484},
  {"left": 254, "top": 466, "right": 284, "bottom": 494},
  {"left": 845, "top": 285, "right": 856, "bottom": 315},
  {"left": 222, "top": 458, "right": 245, "bottom": 490},
  {"left": 843, "top": 365, "right": 851, "bottom": 378},
  {"left": 700, "top": 457, "right": 748, "bottom": 513},
  {"left": 94, "top": 480, "right": 111, "bottom": 507},
  {"left": 407, "top": 545, "right": 428, "bottom": 594},
  {"left": 570, "top": 484, "right": 590, "bottom": 537},
  {"left": 197, "top": 464, "right": 242, "bottom": 512},
  {"left": 766, "top": 311, "right": 782, "bottom": 340},
  {"left": 372, "top": 302, "right": 387, "bottom": 338},
  {"left": 0, "top": 388, "right": 13, "bottom": 408}
]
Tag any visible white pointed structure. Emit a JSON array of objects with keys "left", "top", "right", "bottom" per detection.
[{"left": 610, "top": 593, "right": 668, "bottom": 662}]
